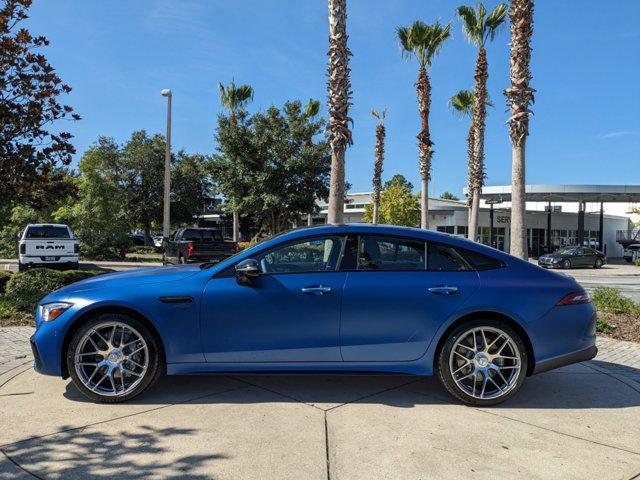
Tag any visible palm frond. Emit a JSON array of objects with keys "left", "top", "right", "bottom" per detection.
[
  {"left": 484, "top": 3, "right": 508, "bottom": 42},
  {"left": 397, "top": 20, "right": 450, "bottom": 67},
  {"left": 448, "top": 89, "right": 474, "bottom": 118},
  {"left": 218, "top": 80, "right": 254, "bottom": 113},
  {"left": 457, "top": 5, "right": 482, "bottom": 45}
]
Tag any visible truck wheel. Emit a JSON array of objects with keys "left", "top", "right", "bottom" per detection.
[
  {"left": 179, "top": 255, "right": 186, "bottom": 264},
  {"left": 18, "top": 262, "right": 27, "bottom": 272}
]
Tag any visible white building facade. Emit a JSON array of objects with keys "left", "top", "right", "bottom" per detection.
[{"left": 315, "top": 188, "right": 635, "bottom": 258}]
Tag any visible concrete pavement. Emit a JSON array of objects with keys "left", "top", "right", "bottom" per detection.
[{"left": 1, "top": 328, "right": 639, "bottom": 479}]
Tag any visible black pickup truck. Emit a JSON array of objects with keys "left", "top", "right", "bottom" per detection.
[{"left": 163, "top": 228, "right": 237, "bottom": 265}]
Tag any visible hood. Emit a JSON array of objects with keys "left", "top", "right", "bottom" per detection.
[{"left": 55, "top": 264, "right": 202, "bottom": 294}]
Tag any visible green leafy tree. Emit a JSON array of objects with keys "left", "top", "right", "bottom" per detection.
[
  {"left": 0, "top": 0, "right": 80, "bottom": 205},
  {"left": 440, "top": 191, "right": 460, "bottom": 201},
  {"left": 53, "top": 137, "right": 130, "bottom": 259},
  {"left": 217, "top": 80, "right": 254, "bottom": 239},
  {"left": 364, "top": 175, "right": 420, "bottom": 227},
  {"left": 171, "top": 152, "right": 213, "bottom": 226},
  {"left": 457, "top": 2, "right": 508, "bottom": 240},
  {"left": 212, "top": 100, "right": 331, "bottom": 236},
  {"left": 397, "top": 20, "right": 451, "bottom": 229}
]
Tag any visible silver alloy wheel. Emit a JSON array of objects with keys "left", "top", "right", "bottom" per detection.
[
  {"left": 449, "top": 326, "right": 521, "bottom": 400},
  {"left": 74, "top": 321, "right": 148, "bottom": 397}
]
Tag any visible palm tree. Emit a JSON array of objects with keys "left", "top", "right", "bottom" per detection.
[
  {"left": 449, "top": 89, "right": 492, "bottom": 226},
  {"left": 505, "top": 0, "right": 534, "bottom": 259},
  {"left": 326, "top": 0, "right": 353, "bottom": 225},
  {"left": 218, "top": 80, "right": 254, "bottom": 241},
  {"left": 370, "top": 108, "right": 387, "bottom": 224},
  {"left": 397, "top": 21, "right": 451, "bottom": 229},
  {"left": 457, "top": 2, "right": 508, "bottom": 241}
]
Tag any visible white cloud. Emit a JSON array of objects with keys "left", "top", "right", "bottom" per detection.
[{"left": 597, "top": 131, "right": 639, "bottom": 139}]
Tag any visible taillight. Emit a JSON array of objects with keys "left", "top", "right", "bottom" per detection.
[
  {"left": 20, "top": 243, "right": 25, "bottom": 254},
  {"left": 187, "top": 242, "right": 194, "bottom": 257},
  {"left": 557, "top": 291, "right": 591, "bottom": 306}
]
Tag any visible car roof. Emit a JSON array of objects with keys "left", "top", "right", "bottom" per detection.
[
  {"left": 25, "top": 224, "right": 70, "bottom": 228},
  {"left": 262, "top": 223, "right": 517, "bottom": 263}
]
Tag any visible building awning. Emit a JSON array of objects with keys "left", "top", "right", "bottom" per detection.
[{"left": 474, "top": 185, "right": 640, "bottom": 203}]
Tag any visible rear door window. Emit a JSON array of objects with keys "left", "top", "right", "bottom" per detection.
[
  {"left": 25, "top": 226, "right": 70, "bottom": 239},
  {"left": 427, "top": 243, "right": 470, "bottom": 271},
  {"left": 357, "top": 236, "right": 426, "bottom": 271}
]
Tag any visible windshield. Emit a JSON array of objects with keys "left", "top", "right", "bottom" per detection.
[
  {"left": 25, "top": 226, "right": 70, "bottom": 239},
  {"left": 183, "top": 229, "right": 223, "bottom": 241},
  {"left": 555, "top": 247, "right": 576, "bottom": 255}
]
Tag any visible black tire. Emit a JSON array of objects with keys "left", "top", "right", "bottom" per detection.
[
  {"left": 18, "top": 262, "right": 27, "bottom": 272},
  {"left": 436, "top": 319, "right": 528, "bottom": 406},
  {"left": 162, "top": 252, "right": 168, "bottom": 266},
  {"left": 179, "top": 255, "right": 186, "bottom": 264},
  {"left": 562, "top": 259, "right": 571, "bottom": 270},
  {"left": 70, "top": 262, "right": 80, "bottom": 271},
  {"left": 594, "top": 258, "right": 603, "bottom": 269},
  {"left": 66, "top": 313, "right": 163, "bottom": 403}
]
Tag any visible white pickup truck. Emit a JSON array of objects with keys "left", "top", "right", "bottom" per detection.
[{"left": 18, "top": 224, "right": 79, "bottom": 272}]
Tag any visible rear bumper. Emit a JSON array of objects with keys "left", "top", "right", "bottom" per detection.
[
  {"left": 20, "top": 255, "right": 78, "bottom": 266},
  {"left": 532, "top": 345, "right": 597, "bottom": 375}
]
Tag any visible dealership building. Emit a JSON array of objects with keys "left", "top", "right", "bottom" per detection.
[{"left": 314, "top": 184, "right": 639, "bottom": 258}]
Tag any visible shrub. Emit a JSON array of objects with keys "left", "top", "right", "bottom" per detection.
[
  {"left": 4, "top": 268, "right": 103, "bottom": 312},
  {"left": 130, "top": 246, "right": 157, "bottom": 254},
  {"left": 636, "top": 258, "right": 640, "bottom": 267},
  {"left": 592, "top": 287, "right": 640, "bottom": 314},
  {"left": 596, "top": 316, "right": 611, "bottom": 334},
  {"left": 0, "top": 271, "right": 13, "bottom": 294},
  {"left": 237, "top": 241, "right": 253, "bottom": 252}
]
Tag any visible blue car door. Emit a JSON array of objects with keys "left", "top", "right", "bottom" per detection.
[
  {"left": 200, "top": 235, "right": 347, "bottom": 362},
  {"left": 340, "top": 236, "right": 480, "bottom": 362}
]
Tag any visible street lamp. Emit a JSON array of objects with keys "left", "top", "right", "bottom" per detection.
[{"left": 161, "top": 89, "right": 172, "bottom": 239}]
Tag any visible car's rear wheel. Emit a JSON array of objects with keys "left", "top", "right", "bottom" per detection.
[
  {"left": 562, "top": 259, "right": 571, "bottom": 269},
  {"left": 594, "top": 258, "right": 603, "bottom": 269},
  {"left": 437, "top": 320, "right": 528, "bottom": 406},
  {"left": 67, "top": 313, "right": 162, "bottom": 403}
]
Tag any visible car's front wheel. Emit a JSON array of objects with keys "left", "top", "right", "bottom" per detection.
[
  {"left": 562, "top": 259, "right": 571, "bottom": 269},
  {"left": 67, "top": 313, "right": 163, "bottom": 403},
  {"left": 437, "top": 320, "right": 528, "bottom": 406}
]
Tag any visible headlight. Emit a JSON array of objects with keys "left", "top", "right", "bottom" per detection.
[{"left": 40, "top": 302, "right": 73, "bottom": 322}]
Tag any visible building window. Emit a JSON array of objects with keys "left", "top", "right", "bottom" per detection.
[
  {"left": 456, "top": 226, "right": 468, "bottom": 237},
  {"left": 437, "top": 226, "right": 455, "bottom": 235}
]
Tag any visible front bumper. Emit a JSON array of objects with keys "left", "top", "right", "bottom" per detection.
[
  {"left": 532, "top": 345, "right": 597, "bottom": 374},
  {"left": 537, "top": 260, "right": 562, "bottom": 268}
]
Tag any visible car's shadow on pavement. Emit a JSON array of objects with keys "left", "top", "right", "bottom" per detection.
[{"left": 63, "top": 361, "right": 640, "bottom": 410}]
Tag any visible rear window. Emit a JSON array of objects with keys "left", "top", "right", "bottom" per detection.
[
  {"left": 182, "top": 229, "right": 223, "bottom": 241},
  {"left": 427, "top": 243, "right": 470, "bottom": 271},
  {"left": 25, "top": 226, "right": 70, "bottom": 239},
  {"left": 459, "top": 248, "right": 506, "bottom": 271}
]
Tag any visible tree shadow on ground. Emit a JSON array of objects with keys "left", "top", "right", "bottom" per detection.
[
  {"left": 2, "top": 425, "right": 220, "bottom": 479},
  {"left": 62, "top": 360, "right": 640, "bottom": 410}
]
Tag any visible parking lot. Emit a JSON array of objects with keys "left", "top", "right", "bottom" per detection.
[{"left": 1, "top": 328, "right": 639, "bottom": 480}]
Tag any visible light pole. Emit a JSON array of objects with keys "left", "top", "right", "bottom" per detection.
[
  {"left": 161, "top": 89, "right": 172, "bottom": 239},
  {"left": 485, "top": 198, "right": 503, "bottom": 249}
]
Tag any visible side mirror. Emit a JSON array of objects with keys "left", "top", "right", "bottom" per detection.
[{"left": 235, "top": 258, "right": 260, "bottom": 285}]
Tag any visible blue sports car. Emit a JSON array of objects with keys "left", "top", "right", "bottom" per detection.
[{"left": 30, "top": 224, "right": 597, "bottom": 405}]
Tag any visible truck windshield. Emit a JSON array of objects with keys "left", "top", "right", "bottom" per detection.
[
  {"left": 25, "top": 226, "right": 70, "bottom": 239},
  {"left": 183, "top": 229, "right": 223, "bottom": 241}
]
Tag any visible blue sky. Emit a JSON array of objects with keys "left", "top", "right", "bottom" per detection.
[{"left": 27, "top": 0, "right": 640, "bottom": 197}]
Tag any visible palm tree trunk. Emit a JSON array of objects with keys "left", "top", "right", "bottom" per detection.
[
  {"left": 232, "top": 210, "right": 239, "bottom": 242},
  {"left": 326, "top": 0, "right": 353, "bottom": 225},
  {"left": 468, "top": 192, "right": 480, "bottom": 241},
  {"left": 416, "top": 65, "right": 432, "bottom": 229},
  {"left": 372, "top": 203, "right": 379, "bottom": 224},
  {"left": 510, "top": 142, "right": 527, "bottom": 257},
  {"left": 469, "top": 47, "right": 488, "bottom": 240},
  {"left": 466, "top": 122, "right": 475, "bottom": 235},
  {"left": 371, "top": 121, "right": 385, "bottom": 225},
  {"left": 307, "top": 213, "right": 313, "bottom": 226},
  {"left": 505, "top": 0, "right": 534, "bottom": 260}
]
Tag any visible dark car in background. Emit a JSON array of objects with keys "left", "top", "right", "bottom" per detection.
[
  {"left": 538, "top": 246, "right": 606, "bottom": 269},
  {"left": 163, "top": 227, "right": 237, "bottom": 265}
]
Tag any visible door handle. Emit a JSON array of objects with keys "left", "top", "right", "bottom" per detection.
[
  {"left": 301, "top": 286, "right": 332, "bottom": 295},
  {"left": 428, "top": 286, "right": 459, "bottom": 295}
]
